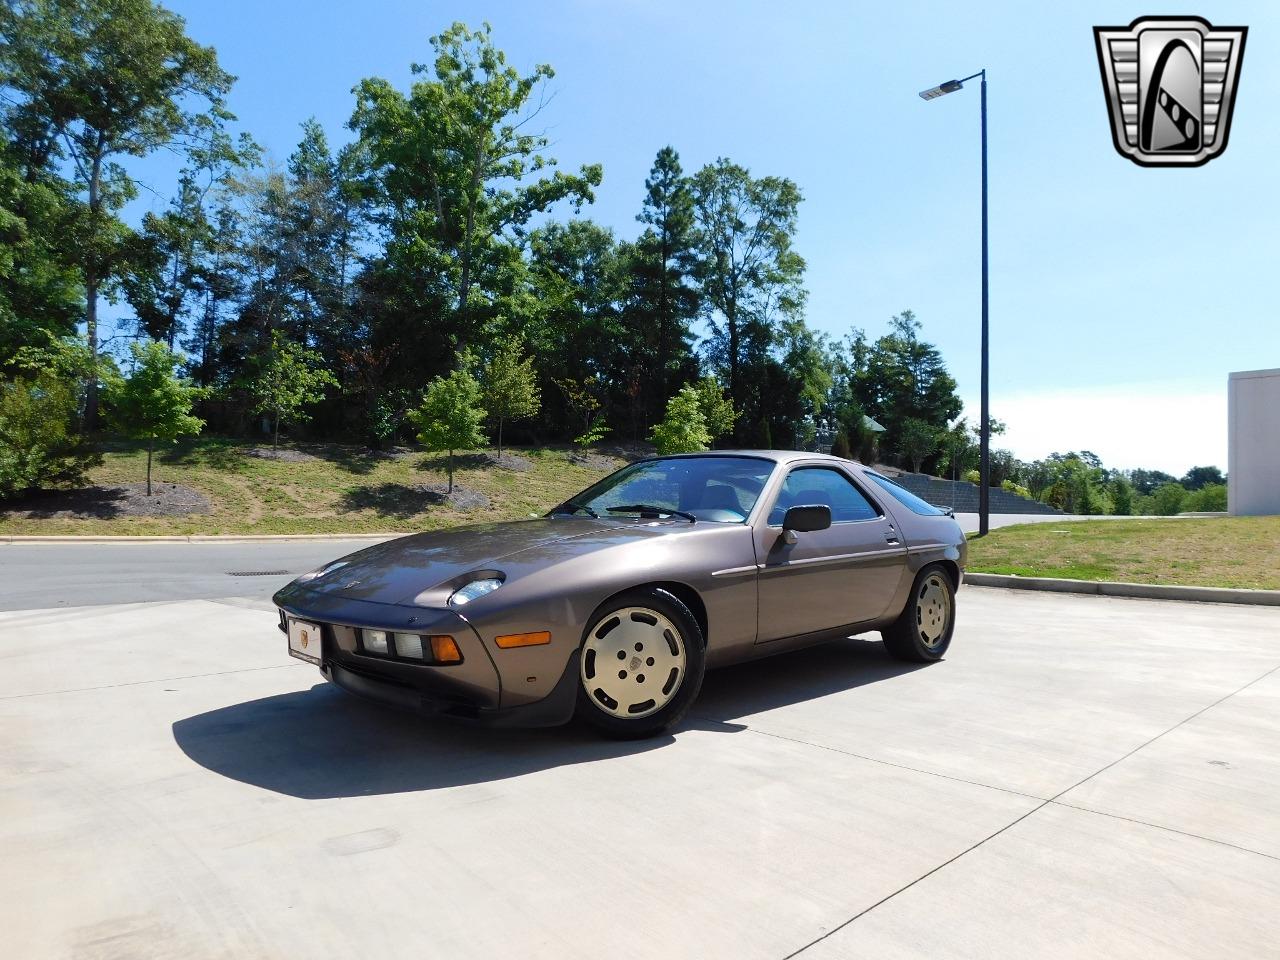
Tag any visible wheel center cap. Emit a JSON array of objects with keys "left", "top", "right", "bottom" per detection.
[{"left": 630, "top": 655, "right": 642, "bottom": 671}]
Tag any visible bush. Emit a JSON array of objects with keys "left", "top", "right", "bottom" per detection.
[
  {"left": 1183, "top": 482, "right": 1227, "bottom": 512},
  {"left": 963, "top": 469, "right": 981, "bottom": 484},
  {"left": 1001, "top": 478, "right": 1032, "bottom": 499},
  {"left": 1149, "top": 482, "right": 1188, "bottom": 516},
  {"left": 830, "top": 430, "right": 851, "bottom": 459},
  {"left": 650, "top": 386, "right": 710, "bottom": 454},
  {"left": 0, "top": 371, "right": 100, "bottom": 499}
]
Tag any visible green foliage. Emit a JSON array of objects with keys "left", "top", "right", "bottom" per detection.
[
  {"left": 842, "top": 312, "right": 961, "bottom": 470},
  {"left": 1181, "top": 465, "right": 1225, "bottom": 491},
  {"left": 0, "top": 0, "right": 238, "bottom": 424},
  {"left": 481, "top": 334, "right": 540, "bottom": 456},
  {"left": 691, "top": 376, "right": 736, "bottom": 442},
  {"left": 410, "top": 359, "right": 486, "bottom": 492},
  {"left": 1147, "top": 482, "right": 1187, "bottom": 516},
  {"left": 0, "top": 369, "right": 100, "bottom": 498},
  {"left": 1182, "top": 482, "right": 1227, "bottom": 512},
  {"left": 830, "top": 430, "right": 851, "bottom": 460},
  {"left": 248, "top": 333, "right": 338, "bottom": 450},
  {"left": 1001, "top": 478, "right": 1032, "bottom": 499},
  {"left": 107, "top": 340, "right": 204, "bottom": 494},
  {"left": 555, "top": 376, "right": 609, "bottom": 448},
  {"left": 898, "top": 417, "right": 940, "bottom": 473},
  {"left": 1110, "top": 477, "right": 1134, "bottom": 516},
  {"left": 963, "top": 468, "right": 981, "bottom": 484},
  {"left": 350, "top": 21, "right": 601, "bottom": 352},
  {"left": 650, "top": 385, "right": 710, "bottom": 455},
  {"left": 691, "top": 158, "right": 805, "bottom": 442}
]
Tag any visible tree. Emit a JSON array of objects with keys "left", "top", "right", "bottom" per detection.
[
  {"left": 849, "top": 311, "right": 961, "bottom": 467},
  {"left": 350, "top": 22, "right": 602, "bottom": 355},
  {"left": 0, "top": 0, "right": 237, "bottom": 426},
  {"left": 830, "top": 430, "right": 851, "bottom": 459},
  {"left": 1110, "top": 476, "right": 1134, "bottom": 516},
  {"left": 650, "top": 385, "right": 710, "bottom": 455},
  {"left": 1128, "top": 468, "right": 1176, "bottom": 495},
  {"left": 481, "top": 333, "right": 540, "bottom": 457},
  {"left": 248, "top": 333, "right": 338, "bottom": 451},
  {"left": 1149, "top": 481, "right": 1188, "bottom": 516},
  {"left": 0, "top": 369, "right": 99, "bottom": 498},
  {"left": 107, "top": 340, "right": 204, "bottom": 495},
  {"left": 1181, "top": 465, "right": 1225, "bottom": 491},
  {"left": 554, "top": 376, "right": 610, "bottom": 447},
  {"left": 690, "top": 158, "right": 805, "bottom": 440},
  {"left": 629, "top": 146, "right": 699, "bottom": 424},
  {"left": 691, "top": 375, "right": 736, "bottom": 443},
  {"left": 412, "top": 359, "right": 486, "bottom": 493},
  {"left": 898, "top": 417, "right": 941, "bottom": 474}
]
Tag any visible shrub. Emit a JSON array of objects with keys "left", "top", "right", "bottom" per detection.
[
  {"left": 1149, "top": 482, "right": 1188, "bottom": 516},
  {"left": 830, "top": 430, "right": 852, "bottom": 459},
  {"left": 1183, "top": 482, "right": 1227, "bottom": 512},
  {"left": 0, "top": 371, "right": 100, "bottom": 499},
  {"left": 650, "top": 386, "right": 710, "bottom": 454}
]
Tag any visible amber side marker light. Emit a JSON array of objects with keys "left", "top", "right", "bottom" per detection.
[
  {"left": 495, "top": 631, "right": 552, "bottom": 649},
  {"left": 429, "top": 635, "right": 464, "bottom": 663}
]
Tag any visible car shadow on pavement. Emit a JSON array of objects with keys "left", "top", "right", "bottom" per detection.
[{"left": 171, "top": 636, "right": 926, "bottom": 800}]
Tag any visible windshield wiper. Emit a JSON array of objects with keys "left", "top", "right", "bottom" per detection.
[
  {"left": 552, "top": 500, "right": 598, "bottom": 518},
  {"left": 605, "top": 504, "right": 696, "bottom": 523}
]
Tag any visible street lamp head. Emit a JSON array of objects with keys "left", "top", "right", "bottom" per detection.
[{"left": 919, "top": 79, "right": 965, "bottom": 101}]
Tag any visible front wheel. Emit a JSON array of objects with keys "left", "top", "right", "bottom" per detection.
[
  {"left": 576, "top": 587, "right": 706, "bottom": 739},
  {"left": 882, "top": 565, "right": 955, "bottom": 662}
]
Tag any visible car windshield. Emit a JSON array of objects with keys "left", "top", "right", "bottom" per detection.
[
  {"left": 555, "top": 456, "right": 775, "bottom": 523},
  {"left": 866, "top": 471, "right": 950, "bottom": 516}
]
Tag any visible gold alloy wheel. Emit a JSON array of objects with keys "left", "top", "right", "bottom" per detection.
[
  {"left": 916, "top": 572, "right": 953, "bottom": 648},
  {"left": 581, "top": 606, "right": 686, "bottom": 719}
]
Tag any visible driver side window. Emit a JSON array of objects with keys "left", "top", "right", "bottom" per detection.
[{"left": 768, "top": 467, "right": 882, "bottom": 525}]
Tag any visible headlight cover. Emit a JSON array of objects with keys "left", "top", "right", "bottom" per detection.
[{"left": 448, "top": 577, "right": 504, "bottom": 607}]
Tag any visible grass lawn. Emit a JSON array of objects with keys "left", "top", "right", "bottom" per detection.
[
  {"left": 0, "top": 438, "right": 620, "bottom": 536},
  {"left": 967, "top": 517, "right": 1280, "bottom": 590}
]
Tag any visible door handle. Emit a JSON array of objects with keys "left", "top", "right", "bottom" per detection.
[{"left": 885, "top": 527, "right": 900, "bottom": 545}]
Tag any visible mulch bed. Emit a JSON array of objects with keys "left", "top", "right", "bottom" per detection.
[
  {"left": 483, "top": 452, "right": 533, "bottom": 472},
  {"left": 568, "top": 452, "right": 622, "bottom": 471},
  {"left": 0, "top": 482, "right": 212, "bottom": 520},
  {"left": 243, "top": 446, "right": 319, "bottom": 463}
]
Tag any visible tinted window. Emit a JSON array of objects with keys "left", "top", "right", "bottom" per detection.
[
  {"left": 866, "top": 471, "right": 949, "bottom": 516},
  {"left": 769, "top": 467, "right": 881, "bottom": 524},
  {"left": 561, "top": 456, "right": 775, "bottom": 523}
]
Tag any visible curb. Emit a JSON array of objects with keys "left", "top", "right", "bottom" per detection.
[
  {"left": 965, "top": 572, "right": 1280, "bottom": 607},
  {"left": 0, "top": 533, "right": 406, "bottom": 545}
]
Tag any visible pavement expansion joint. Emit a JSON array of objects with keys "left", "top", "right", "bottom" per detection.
[{"left": 778, "top": 660, "right": 1280, "bottom": 959}]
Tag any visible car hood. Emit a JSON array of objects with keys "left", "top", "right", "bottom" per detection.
[{"left": 277, "top": 517, "right": 672, "bottom": 607}]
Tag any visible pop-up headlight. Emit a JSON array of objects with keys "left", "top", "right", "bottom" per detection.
[{"left": 448, "top": 577, "right": 503, "bottom": 607}]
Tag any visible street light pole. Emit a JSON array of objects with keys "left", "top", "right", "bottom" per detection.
[
  {"left": 979, "top": 71, "right": 989, "bottom": 537},
  {"left": 920, "top": 69, "right": 990, "bottom": 536}
]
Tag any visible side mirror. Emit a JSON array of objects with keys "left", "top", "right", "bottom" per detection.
[{"left": 782, "top": 504, "right": 831, "bottom": 535}]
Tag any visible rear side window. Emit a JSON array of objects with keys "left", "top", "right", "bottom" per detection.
[
  {"left": 769, "top": 467, "right": 882, "bottom": 524},
  {"left": 866, "top": 471, "right": 949, "bottom": 516}
]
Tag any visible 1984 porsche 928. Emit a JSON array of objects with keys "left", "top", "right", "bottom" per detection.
[{"left": 274, "top": 451, "right": 967, "bottom": 738}]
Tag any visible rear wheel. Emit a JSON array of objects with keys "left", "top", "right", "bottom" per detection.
[
  {"left": 576, "top": 587, "right": 705, "bottom": 739},
  {"left": 882, "top": 565, "right": 955, "bottom": 662}
]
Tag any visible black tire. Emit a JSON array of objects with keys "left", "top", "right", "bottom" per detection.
[
  {"left": 575, "top": 587, "right": 706, "bottom": 739},
  {"left": 882, "top": 564, "right": 956, "bottom": 662}
]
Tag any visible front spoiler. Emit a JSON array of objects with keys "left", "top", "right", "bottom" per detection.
[{"left": 321, "top": 650, "right": 580, "bottom": 729}]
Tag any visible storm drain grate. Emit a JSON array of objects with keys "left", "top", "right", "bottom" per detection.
[{"left": 226, "top": 570, "right": 292, "bottom": 577}]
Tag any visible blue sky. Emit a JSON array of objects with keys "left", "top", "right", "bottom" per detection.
[{"left": 121, "top": 1, "right": 1278, "bottom": 473}]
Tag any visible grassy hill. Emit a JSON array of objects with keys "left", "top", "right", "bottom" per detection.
[
  {"left": 0, "top": 438, "right": 622, "bottom": 536},
  {"left": 967, "top": 517, "right": 1280, "bottom": 591}
]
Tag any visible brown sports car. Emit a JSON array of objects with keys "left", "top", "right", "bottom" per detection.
[{"left": 274, "top": 451, "right": 967, "bottom": 738}]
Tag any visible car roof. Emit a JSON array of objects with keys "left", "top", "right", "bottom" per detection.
[{"left": 649, "top": 450, "right": 865, "bottom": 468}]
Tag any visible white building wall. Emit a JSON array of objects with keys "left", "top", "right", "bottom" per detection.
[{"left": 1228, "top": 368, "right": 1280, "bottom": 516}]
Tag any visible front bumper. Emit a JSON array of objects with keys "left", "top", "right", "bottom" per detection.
[
  {"left": 321, "top": 652, "right": 579, "bottom": 728},
  {"left": 275, "top": 584, "right": 579, "bottom": 728}
]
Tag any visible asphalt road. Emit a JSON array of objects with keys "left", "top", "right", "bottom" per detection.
[
  {"left": 3, "top": 546, "right": 1278, "bottom": 958},
  {"left": 0, "top": 510, "right": 1116, "bottom": 612}
]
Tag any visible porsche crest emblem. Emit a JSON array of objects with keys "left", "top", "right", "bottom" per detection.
[{"left": 300, "top": 629, "right": 309, "bottom": 649}]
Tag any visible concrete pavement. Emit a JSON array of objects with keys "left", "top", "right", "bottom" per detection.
[{"left": 2, "top": 567, "right": 1278, "bottom": 958}]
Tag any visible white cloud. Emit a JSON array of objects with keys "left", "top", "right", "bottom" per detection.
[{"left": 963, "top": 382, "right": 1228, "bottom": 476}]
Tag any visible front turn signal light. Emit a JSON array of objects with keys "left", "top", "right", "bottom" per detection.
[
  {"left": 495, "top": 630, "right": 552, "bottom": 649},
  {"left": 429, "top": 635, "right": 463, "bottom": 664}
]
